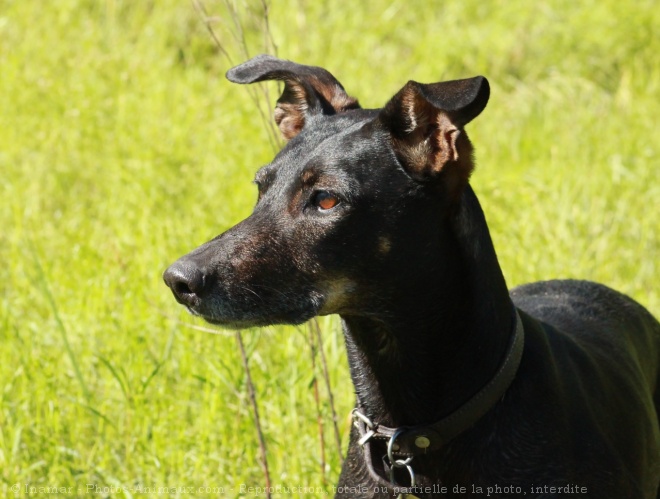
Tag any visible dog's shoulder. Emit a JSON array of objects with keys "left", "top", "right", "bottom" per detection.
[
  {"left": 511, "top": 278, "right": 659, "bottom": 394},
  {"left": 511, "top": 279, "right": 657, "bottom": 340}
]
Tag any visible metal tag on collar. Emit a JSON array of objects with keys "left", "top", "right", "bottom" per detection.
[{"left": 387, "top": 428, "right": 417, "bottom": 491}]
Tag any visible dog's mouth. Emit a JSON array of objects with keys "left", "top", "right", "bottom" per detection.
[
  {"left": 179, "top": 300, "right": 250, "bottom": 329},
  {"left": 184, "top": 305, "right": 201, "bottom": 317},
  {"left": 177, "top": 288, "right": 326, "bottom": 330},
  {"left": 192, "top": 310, "right": 319, "bottom": 330}
]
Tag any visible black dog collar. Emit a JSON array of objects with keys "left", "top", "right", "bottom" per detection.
[{"left": 352, "top": 308, "right": 525, "bottom": 490}]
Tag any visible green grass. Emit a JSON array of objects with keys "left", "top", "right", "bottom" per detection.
[{"left": 1, "top": 0, "right": 659, "bottom": 496}]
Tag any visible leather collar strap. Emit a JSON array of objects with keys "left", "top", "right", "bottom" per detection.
[{"left": 354, "top": 308, "right": 525, "bottom": 459}]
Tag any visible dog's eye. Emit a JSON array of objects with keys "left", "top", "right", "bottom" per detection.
[{"left": 313, "top": 191, "right": 339, "bottom": 210}]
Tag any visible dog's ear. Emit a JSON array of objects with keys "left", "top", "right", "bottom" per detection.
[
  {"left": 379, "top": 76, "right": 489, "bottom": 198},
  {"left": 226, "top": 54, "right": 360, "bottom": 140}
]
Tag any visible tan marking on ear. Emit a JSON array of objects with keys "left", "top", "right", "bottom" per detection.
[
  {"left": 433, "top": 113, "right": 459, "bottom": 167},
  {"left": 402, "top": 88, "right": 418, "bottom": 132},
  {"left": 274, "top": 103, "right": 306, "bottom": 140},
  {"left": 391, "top": 105, "right": 475, "bottom": 203},
  {"left": 391, "top": 135, "right": 432, "bottom": 177},
  {"left": 442, "top": 131, "right": 475, "bottom": 203},
  {"left": 274, "top": 82, "right": 358, "bottom": 140},
  {"left": 310, "top": 76, "right": 360, "bottom": 112},
  {"left": 274, "top": 83, "right": 310, "bottom": 140}
]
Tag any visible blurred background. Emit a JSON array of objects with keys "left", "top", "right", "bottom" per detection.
[{"left": 1, "top": 0, "right": 658, "bottom": 495}]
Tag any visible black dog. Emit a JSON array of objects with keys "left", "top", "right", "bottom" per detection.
[{"left": 163, "top": 55, "right": 660, "bottom": 498}]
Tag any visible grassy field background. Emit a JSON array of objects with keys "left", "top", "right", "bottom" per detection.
[{"left": 1, "top": 0, "right": 659, "bottom": 496}]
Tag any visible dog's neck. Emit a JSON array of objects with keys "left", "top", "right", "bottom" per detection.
[{"left": 341, "top": 186, "right": 513, "bottom": 428}]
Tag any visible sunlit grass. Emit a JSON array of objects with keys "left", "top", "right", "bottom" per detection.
[{"left": 1, "top": 0, "right": 658, "bottom": 495}]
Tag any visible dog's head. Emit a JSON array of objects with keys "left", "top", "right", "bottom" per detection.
[{"left": 163, "top": 55, "right": 489, "bottom": 328}]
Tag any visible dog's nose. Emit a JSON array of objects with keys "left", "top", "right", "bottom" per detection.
[{"left": 163, "top": 260, "right": 207, "bottom": 308}]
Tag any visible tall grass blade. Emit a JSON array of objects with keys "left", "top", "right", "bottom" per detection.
[
  {"left": 29, "top": 243, "right": 92, "bottom": 402},
  {"left": 308, "top": 322, "right": 326, "bottom": 481},
  {"left": 236, "top": 330, "right": 272, "bottom": 497},
  {"left": 314, "top": 318, "right": 344, "bottom": 463}
]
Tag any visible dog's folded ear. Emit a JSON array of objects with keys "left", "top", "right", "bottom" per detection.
[
  {"left": 379, "top": 76, "right": 489, "bottom": 198},
  {"left": 227, "top": 54, "right": 360, "bottom": 140}
]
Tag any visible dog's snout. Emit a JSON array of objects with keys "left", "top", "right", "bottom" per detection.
[{"left": 163, "top": 260, "right": 207, "bottom": 307}]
